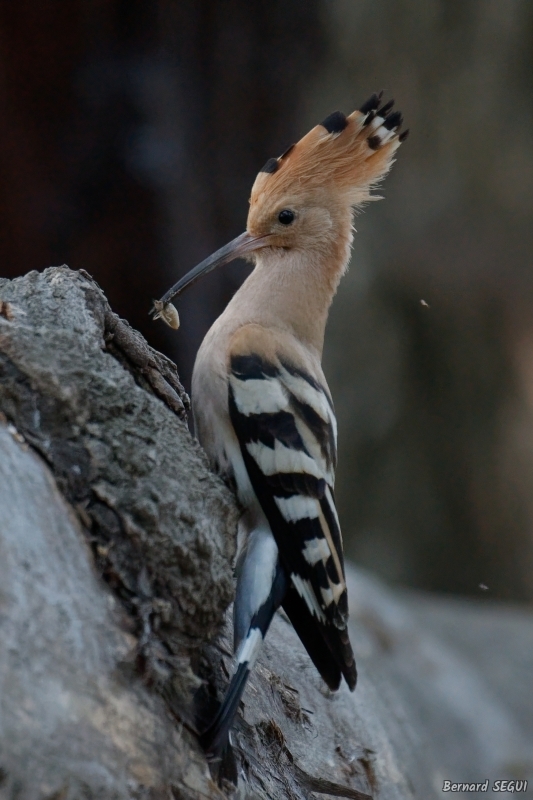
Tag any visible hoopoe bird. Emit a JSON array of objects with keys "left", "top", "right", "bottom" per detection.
[{"left": 152, "top": 92, "right": 407, "bottom": 757}]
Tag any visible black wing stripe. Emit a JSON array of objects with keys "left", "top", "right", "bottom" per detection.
[
  {"left": 266, "top": 473, "right": 326, "bottom": 499},
  {"left": 325, "top": 555, "right": 339, "bottom": 584},
  {"left": 236, "top": 409, "right": 308, "bottom": 452},
  {"left": 231, "top": 353, "right": 279, "bottom": 380}
]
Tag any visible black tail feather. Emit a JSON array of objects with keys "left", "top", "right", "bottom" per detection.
[{"left": 199, "top": 662, "right": 250, "bottom": 758}]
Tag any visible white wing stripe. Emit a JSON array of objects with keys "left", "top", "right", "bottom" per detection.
[
  {"left": 280, "top": 368, "right": 331, "bottom": 422},
  {"left": 325, "top": 486, "right": 341, "bottom": 536},
  {"left": 292, "top": 414, "right": 334, "bottom": 486},
  {"left": 230, "top": 375, "right": 288, "bottom": 416},
  {"left": 321, "top": 582, "right": 345, "bottom": 607},
  {"left": 274, "top": 495, "right": 320, "bottom": 522},
  {"left": 302, "top": 536, "right": 332, "bottom": 566},
  {"left": 246, "top": 440, "right": 323, "bottom": 479},
  {"left": 226, "top": 438, "right": 258, "bottom": 508},
  {"left": 291, "top": 573, "right": 326, "bottom": 622}
]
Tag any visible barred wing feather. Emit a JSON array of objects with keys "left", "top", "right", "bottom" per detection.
[{"left": 228, "top": 350, "right": 356, "bottom": 690}]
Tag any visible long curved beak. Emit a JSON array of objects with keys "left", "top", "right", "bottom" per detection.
[{"left": 152, "top": 231, "right": 268, "bottom": 310}]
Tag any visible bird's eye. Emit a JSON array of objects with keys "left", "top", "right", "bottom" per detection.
[{"left": 278, "top": 209, "right": 295, "bottom": 225}]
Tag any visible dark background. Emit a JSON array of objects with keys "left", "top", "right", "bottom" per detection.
[{"left": 2, "top": 0, "right": 533, "bottom": 602}]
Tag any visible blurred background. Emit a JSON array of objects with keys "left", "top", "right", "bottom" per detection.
[{"left": 1, "top": 0, "right": 532, "bottom": 602}]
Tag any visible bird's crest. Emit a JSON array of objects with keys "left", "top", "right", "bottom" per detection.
[{"left": 250, "top": 92, "right": 408, "bottom": 213}]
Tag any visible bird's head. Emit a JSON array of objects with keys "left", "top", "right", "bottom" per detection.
[{"left": 152, "top": 94, "right": 407, "bottom": 315}]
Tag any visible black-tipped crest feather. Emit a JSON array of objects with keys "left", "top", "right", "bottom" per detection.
[
  {"left": 383, "top": 111, "right": 403, "bottom": 130},
  {"left": 359, "top": 92, "right": 381, "bottom": 114},
  {"left": 320, "top": 110, "right": 348, "bottom": 134},
  {"left": 367, "top": 135, "right": 381, "bottom": 151},
  {"left": 363, "top": 109, "right": 377, "bottom": 127}
]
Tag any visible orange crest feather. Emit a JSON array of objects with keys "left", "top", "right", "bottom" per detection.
[{"left": 250, "top": 96, "right": 407, "bottom": 213}]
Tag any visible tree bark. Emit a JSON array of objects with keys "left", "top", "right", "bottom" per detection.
[{"left": 0, "top": 268, "right": 531, "bottom": 799}]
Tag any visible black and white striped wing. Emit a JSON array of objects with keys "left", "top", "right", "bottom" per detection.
[{"left": 228, "top": 351, "right": 356, "bottom": 691}]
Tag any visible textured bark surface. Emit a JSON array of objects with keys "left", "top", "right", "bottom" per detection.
[
  {"left": 0, "top": 267, "right": 238, "bottom": 798},
  {"left": 0, "top": 267, "right": 237, "bottom": 649},
  {"left": 0, "top": 268, "right": 531, "bottom": 800},
  {"left": 0, "top": 423, "right": 220, "bottom": 800}
]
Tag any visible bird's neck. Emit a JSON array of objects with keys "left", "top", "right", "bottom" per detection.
[{"left": 227, "top": 235, "right": 352, "bottom": 359}]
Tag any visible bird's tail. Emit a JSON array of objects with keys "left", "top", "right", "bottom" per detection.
[
  {"left": 199, "top": 560, "right": 288, "bottom": 758},
  {"left": 199, "top": 660, "right": 251, "bottom": 758}
]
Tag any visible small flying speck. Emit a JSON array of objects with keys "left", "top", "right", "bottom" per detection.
[
  {"left": 479, "top": 583, "right": 489, "bottom": 591},
  {"left": 420, "top": 299, "right": 430, "bottom": 308}
]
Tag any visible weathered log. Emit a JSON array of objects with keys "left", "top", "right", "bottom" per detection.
[
  {"left": 0, "top": 268, "right": 531, "bottom": 800},
  {"left": 0, "top": 267, "right": 237, "bottom": 798}
]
